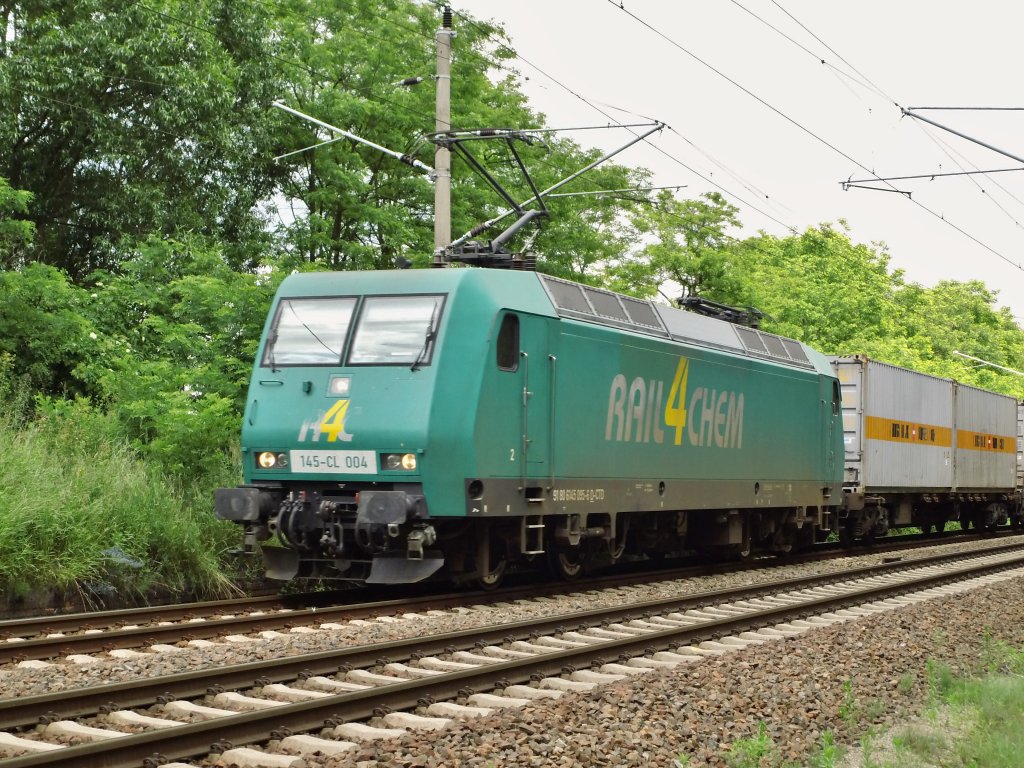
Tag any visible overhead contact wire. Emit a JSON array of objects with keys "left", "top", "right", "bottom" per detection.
[
  {"left": 450, "top": 4, "right": 797, "bottom": 230},
  {"left": 764, "top": 2, "right": 1024, "bottom": 244},
  {"left": 608, "top": 1, "right": 1024, "bottom": 272}
]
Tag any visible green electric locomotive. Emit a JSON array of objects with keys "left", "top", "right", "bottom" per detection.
[{"left": 215, "top": 268, "right": 844, "bottom": 585}]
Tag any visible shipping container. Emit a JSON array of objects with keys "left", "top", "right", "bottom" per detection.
[
  {"left": 953, "top": 383, "right": 1017, "bottom": 491},
  {"left": 832, "top": 356, "right": 954, "bottom": 492},
  {"left": 1017, "top": 402, "right": 1024, "bottom": 491}
]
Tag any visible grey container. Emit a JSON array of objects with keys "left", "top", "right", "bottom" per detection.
[
  {"left": 832, "top": 355, "right": 1017, "bottom": 494},
  {"left": 831, "top": 356, "right": 954, "bottom": 492},
  {"left": 1017, "top": 402, "right": 1024, "bottom": 490},
  {"left": 953, "top": 383, "right": 1016, "bottom": 491}
]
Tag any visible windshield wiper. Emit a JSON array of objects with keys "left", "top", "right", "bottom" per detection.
[
  {"left": 266, "top": 331, "right": 279, "bottom": 372},
  {"left": 411, "top": 303, "right": 440, "bottom": 372}
]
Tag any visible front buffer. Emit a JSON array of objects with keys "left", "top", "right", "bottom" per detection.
[{"left": 216, "top": 472, "right": 443, "bottom": 584}]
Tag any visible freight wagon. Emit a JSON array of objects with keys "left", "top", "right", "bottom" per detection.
[{"left": 832, "top": 355, "right": 1019, "bottom": 540}]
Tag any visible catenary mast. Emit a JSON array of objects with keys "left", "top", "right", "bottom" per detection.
[{"left": 433, "top": 6, "right": 453, "bottom": 265}]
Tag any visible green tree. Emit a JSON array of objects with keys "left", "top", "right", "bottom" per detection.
[
  {"left": 0, "top": 263, "right": 94, "bottom": 396},
  {"left": 608, "top": 191, "right": 745, "bottom": 302},
  {"left": 907, "top": 281, "right": 1024, "bottom": 397},
  {"left": 734, "top": 222, "right": 905, "bottom": 352},
  {"left": 0, "top": 0, "right": 284, "bottom": 278},
  {"left": 0, "top": 176, "right": 34, "bottom": 268},
  {"left": 270, "top": 0, "right": 645, "bottom": 273},
  {"left": 77, "top": 236, "right": 280, "bottom": 475},
  {"left": 728, "top": 226, "right": 1024, "bottom": 398}
]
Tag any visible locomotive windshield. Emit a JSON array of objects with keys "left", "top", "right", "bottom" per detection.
[
  {"left": 348, "top": 294, "right": 445, "bottom": 366},
  {"left": 262, "top": 297, "right": 356, "bottom": 367},
  {"left": 261, "top": 293, "right": 445, "bottom": 368}
]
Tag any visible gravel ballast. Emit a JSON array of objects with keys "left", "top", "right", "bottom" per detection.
[{"left": 322, "top": 576, "right": 1024, "bottom": 767}]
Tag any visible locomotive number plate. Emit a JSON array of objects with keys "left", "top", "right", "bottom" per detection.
[{"left": 290, "top": 450, "right": 378, "bottom": 474}]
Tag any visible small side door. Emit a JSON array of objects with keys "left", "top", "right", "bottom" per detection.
[{"left": 517, "top": 314, "right": 553, "bottom": 475}]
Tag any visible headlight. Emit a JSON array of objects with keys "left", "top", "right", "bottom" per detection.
[
  {"left": 328, "top": 376, "right": 351, "bottom": 396},
  {"left": 256, "top": 451, "right": 288, "bottom": 469},
  {"left": 382, "top": 453, "right": 417, "bottom": 471}
]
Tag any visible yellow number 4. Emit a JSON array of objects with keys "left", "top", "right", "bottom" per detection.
[
  {"left": 320, "top": 399, "right": 351, "bottom": 442},
  {"left": 664, "top": 357, "right": 689, "bottom": 445}
]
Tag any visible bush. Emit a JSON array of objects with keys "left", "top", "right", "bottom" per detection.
[{"left": 0, "top": 396, "right": 241, "bottom": 604}]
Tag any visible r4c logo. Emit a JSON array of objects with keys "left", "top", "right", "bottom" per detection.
[{"left": 298, "top": 399, "right": 353, "bottom": 443}]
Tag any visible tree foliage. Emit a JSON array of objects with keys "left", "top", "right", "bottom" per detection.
[
  {"left": 733, "top": 222, "right": 905, "bottom": 352},
  {"left": 268, "top": 0, "right": 644, "bottom": 272},
  {"left": 608, "top": 191, "right": 744, "bottom": 302},
  {"left": 0, "top": 176, "right": 34, "bottom": 268},
  {"left": 0, "top": 262, "right": 94, "bottom": 396},
  {"left": 729, "top": 224, "right": 1024, "bottom": 398},
  {"left": 0, "top": 0, "right": 284, "bottom": 278},
  {"left": 76, "top": 237, "right": 280, "bottom": 475}
]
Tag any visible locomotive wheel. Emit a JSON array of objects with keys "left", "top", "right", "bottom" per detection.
[
  {"left": 549, "top": 546, "right": 584, "bottom": 580},
  {"left": 476, "top": 559, "right": 507, "bottom": 591},
  {"left": 473, "top": 526, "right": 507, "bottom": 590}
]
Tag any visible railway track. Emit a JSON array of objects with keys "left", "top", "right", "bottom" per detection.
[
  {"left": 2, "top": 542, "right": 1023, "bottom": 767},
  {"left": 1, "top": 531, "right": 1016, "bottom": 668}
]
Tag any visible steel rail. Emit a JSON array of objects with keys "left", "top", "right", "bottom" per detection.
[
  {"left": 0, "top": 594, "right": 294, "bottom": 636},
  {"left": 2, "top": 544, "right": 1022, "bottom": 734}
]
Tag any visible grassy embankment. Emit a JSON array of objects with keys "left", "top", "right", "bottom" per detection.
[
  {"left": 838, "top": 641, "right": 1024, "bottom": 768},
  {"left": 0, "top": 396, "right": 243, "bottom": 612},
  {"left": 695, "top": 639, "right": 1024, "bottom": 768}
]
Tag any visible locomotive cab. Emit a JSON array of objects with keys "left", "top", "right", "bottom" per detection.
[{"left": 215, "top": 269, "right": 554, "bottom": 583}]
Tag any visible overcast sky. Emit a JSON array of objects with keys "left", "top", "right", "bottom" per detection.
[{"left": 452, "top": 1, "right": 1024, "bottom": 319}]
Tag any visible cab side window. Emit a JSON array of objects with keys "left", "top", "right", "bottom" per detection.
[{"left": 496, "top": 313, "right": 519, "bottom": 371}]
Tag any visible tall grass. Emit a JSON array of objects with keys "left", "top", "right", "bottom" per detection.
[
  {"left": 0, "top": 397, "right": 241, "bottom": 607},
  {"left": 861, "top": 642, "right": 1024, "bottom": 767}
]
